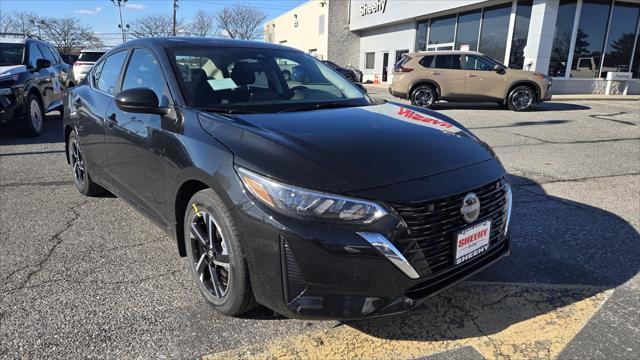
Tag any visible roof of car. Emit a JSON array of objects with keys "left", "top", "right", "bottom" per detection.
[
  {"left": 80, "top": 49, "right": 108, "bottom": 53},
  {"left": 0, "top": 33, "right": 47, "bottom": 45},
  {"left": 110, "top": 37, "right": 297, "bottom": 52},
  {"left": 408, "top": 50, "right": 484, "bottom": 57}
]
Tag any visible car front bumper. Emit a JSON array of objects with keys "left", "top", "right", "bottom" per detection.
[
  {"left": 0, "top": 87, "right": 25, "bottom": 127},
  {"left": 232, "top": 160, "right": 511, "bottom": 320}
]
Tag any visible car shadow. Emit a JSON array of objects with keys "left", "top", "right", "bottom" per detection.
[
  {"left": 345, "top": 174, "right": 640, "bottom": 340},
  {"left": 0, "top": 113, "right": 63, "bottom": 146},
  {"left": 430, "top": 102, "right": 590, "bottom": 112}
]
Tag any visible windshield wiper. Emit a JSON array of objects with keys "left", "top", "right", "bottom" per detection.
[
  {"left": 277, "top": 101, "right": 357, "bottom": 113},
  {"left": 198, "top": 106, "right": 258, "bottom": 114}
]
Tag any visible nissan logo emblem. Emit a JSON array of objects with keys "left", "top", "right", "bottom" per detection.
[{"left": 461, "top": 193, "right": 480, "bottom": 224}]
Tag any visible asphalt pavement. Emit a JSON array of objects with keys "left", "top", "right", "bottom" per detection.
[{"left": 1, "top": 93, "right": 639, "bottom": 359}]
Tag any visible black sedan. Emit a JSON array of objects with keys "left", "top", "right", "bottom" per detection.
[{"left": 63, "top": 37, "right": 512, "bottom": 320}]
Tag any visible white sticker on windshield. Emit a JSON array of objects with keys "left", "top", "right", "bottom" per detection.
[{"left": 207, "top": 78, "right": 238, "bottom": 91}]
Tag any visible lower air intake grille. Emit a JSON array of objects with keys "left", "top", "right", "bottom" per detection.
[{"left": 280, "top": 237, "right": 306, "bottom": 303}]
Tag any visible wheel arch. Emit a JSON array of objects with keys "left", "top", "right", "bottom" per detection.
[
  {"left": 64, "top": 125, "right": 74, "bottom": 164},
  {"left": 506, "top": 81, "right": 540, "bottom": 102},
  {"left": 409, "top": 80, "right": 440, "bottom": 100}
]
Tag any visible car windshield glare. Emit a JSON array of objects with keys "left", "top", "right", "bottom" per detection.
[
  {"left": 168, "top": 46, "right": 368, "bottom": 112},
  {"left": 0, "top": 43, "right": 25, "bottom": 66}
]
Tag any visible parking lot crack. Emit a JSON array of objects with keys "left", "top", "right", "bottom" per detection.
[{"left": 0, "top": 200, "right": 92, "bottom": 298}]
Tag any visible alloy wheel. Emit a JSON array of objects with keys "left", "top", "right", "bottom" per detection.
[
  {"left": 69, "top": 139, "right": 85, "bottom": 188},
  {"left": 29, "top": 98, "right": 43, "bottom": 132},
  {"left": 511, "top": 88, "right": 533, "bottom": 110},
  {"left": 414, "top": 88, "right": 434, "bottom": 107},
  {"left": 189, "top": 210, "right": 231, "bottom": 299}
]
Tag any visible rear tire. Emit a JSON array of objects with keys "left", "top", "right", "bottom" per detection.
[
  {"left": 410, "top": 85, "right": 436, "bottom": 108},
  {"left": 507, "top": 85, "right": 536, "bottom": 111},
  {"left": 184, "top": 189, "right": 255, "bottom": 316},
  {"left": 22, "top": 93, "right": 44, "bottom": 137},
  {"left": 67, "top": 132, "right": 104, "bottom": 196}
]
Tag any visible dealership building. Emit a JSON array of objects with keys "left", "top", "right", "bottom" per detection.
[{"left": 265, "top": 0, "right": 640, "bottom": 94}]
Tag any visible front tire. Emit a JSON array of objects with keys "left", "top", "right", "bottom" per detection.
[
  {"left": 184, "top": 189, "right": 255, "bottom": 316},
  {"left": 411, "top": 85, "right": 436, "bottom": 108},
  {"left": 22, "top": 93, "right": 44, "bottom": 137},
  {"left": 67, "top": 132, "right": 104, "bottom": 196},
  {"left": 507, "top": 85, "right": 536, "bottom": 111}
]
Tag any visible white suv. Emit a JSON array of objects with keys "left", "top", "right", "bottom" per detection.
[{"left": 72, "top": 49, "right": 105, "bottom": 83}]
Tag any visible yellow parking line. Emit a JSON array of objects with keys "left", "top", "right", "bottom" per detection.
[{"left": 205, "top": 283, "right": 612, "bottom": 360}]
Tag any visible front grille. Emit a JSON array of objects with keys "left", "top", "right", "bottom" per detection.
[{"left": 390, "top": 178, "right": 509, "bottom": 277}]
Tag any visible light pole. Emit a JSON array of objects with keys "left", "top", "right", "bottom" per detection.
[{"left": 111, "top": 0, "right": 128, "bottom": 43}]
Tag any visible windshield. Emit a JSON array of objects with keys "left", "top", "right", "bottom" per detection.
[
  {"left": 0, "top": 43, "right": 25, "bottom": 66},
  {"left": 78, "top": 52, "right": 105, "bottom": 62},
  {"left": 168, "top": 46, "right": 370, "bottom": 113}
]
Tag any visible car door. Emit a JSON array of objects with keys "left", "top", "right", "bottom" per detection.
[
  {"left": 37, "top": 44, "right": 70, "bottom": 109},
  {"left": 104, "top": 48, "right": 169, "bottom": 223},
  {"left": 463, "top": 54, "right": 507, "bottom": 100},
  {"left": 73, "top": 50, "right": 129, "bottom": 182},
  {"left": 26, "top": 43, "right": 52, "bottom": 106},
  {"left": 426, "top": 55, "right": 465, "bottom": 98}
]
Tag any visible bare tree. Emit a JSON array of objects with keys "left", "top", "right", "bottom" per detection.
[
  {"left": 0, "top": 11, "right": 40, "bottom": 35},
  {"left": 188, "top": 10, "right": 215, "bottom": 37},
  {"left": 39, "top": 17, "right": 97, "bottom": 54},
  {"left": 129, "top": 13, "right": 183, "bottom": 38},
  {"left": 215, "top": 4, "right": 267, "bottom": 40}
]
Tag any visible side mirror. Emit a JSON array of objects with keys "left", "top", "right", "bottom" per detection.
[
  {"left": 355, "top": 83, "right": 367, "bottom": 93},
  {"left": 493, "top": 64, "right": 504, "bottom": 73},
  {"left": 36, "top": 58, "right": 51, "bottom": 69},
  {"left": 115, "top": 88, "right": 169, "bottom": 115}
]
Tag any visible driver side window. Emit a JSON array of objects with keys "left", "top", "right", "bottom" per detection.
[
  {"left": 465, "top": 55, "right": 495, "bottom": 71},
  {"left": 28, "top": 44, "right": 44, "bottom": 68}
]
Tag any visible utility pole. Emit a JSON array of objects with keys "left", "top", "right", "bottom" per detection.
[
  {"left": 172, "top": 0, "right": 179, "bottom": 36},
  {"left": 111, "top": 0, "right": 128, "bottom": 43}
]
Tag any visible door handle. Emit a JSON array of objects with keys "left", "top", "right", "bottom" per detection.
[
  {"left": 431, "top": 71, "right": 441, "bottom": 75},
  {"left": 106, "top": 113, "right": 118, "bottom": 127},
  {"left": 468, "top": 74, "right": 478, "bottom": 78}
]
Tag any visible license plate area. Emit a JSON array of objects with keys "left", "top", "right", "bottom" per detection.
[{"left": 455, "top": 220, "right": 491, "bottom": 265}]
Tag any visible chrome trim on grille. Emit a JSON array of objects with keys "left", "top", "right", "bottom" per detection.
[
  {"left": 357, "top": 232, "right": 420, "bottom": 279},
  {"left": 504, "top": 182, "right": 512, "bottom": 235}
]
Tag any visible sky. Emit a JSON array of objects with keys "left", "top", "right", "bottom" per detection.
[{"left": 0, "top": 0, "right": 307, "bottom": 45}]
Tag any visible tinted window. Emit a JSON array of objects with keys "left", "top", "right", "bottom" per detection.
[
  {"left": 96, "top": 50, "right": 128, "bottom": 95},
  {"left": 602, "top": 2, "right": 640, "bottom": 77},
  {"left": 37, "top": 45, "right": 57, "bottom": 64},
  {"left": 549, "top": 0, "right": 578, "bottom": 77},
  {"left": 78, "top": 52, "right": 105, "bottom": 62},
  {"left": 0, "top": 43, "right": 25, "bottom": 66},
  {"left": 429, "top": 15, "right": 456, "bottom": 45},
  {"left": 465, "top": 55, "right": 498, "bottom": 71},
  {"left": 416, "top": 20, "right": 428, "bottom": 51},
  {"left": 122, "top": 49, "right": 166, "bottom": 101},
  {"left": 455, "top": 10, "right": 481, "bottom": 51},
  {"left": 419, "top": 55, "right": 435, "bottom": 68},
  {"left": 434, "top": 55, "right": 461, "bottom": 69},
  {"left": 479, "top": 4, "right": 511, "bottom": 63},
  {"left": 28, "top": 44, "right": 44, "bottom": 68},
  {"left": 571, "top": 0, "right": 611, "bottom": 78},
  {"left": 509, "top": 0, "right": 533, "bottom": 69},
  {"left": 395, "top": 50, "right": 409, "bottom": 64},
  {"left": 91, "top": 61, "right": 105, "bottom": 87}
]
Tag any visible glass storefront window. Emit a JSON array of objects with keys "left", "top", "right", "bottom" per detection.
[
  {"left": 416, "top": 20, "right": 428, "bottom": 52},
  {"left": 479, "top": 4, "right": 511, "bottom": 63},
  {"left": 602, "top": 1, "right": 640, "bottom": 77},
  {"left": 429, "top": 15, "right": 456, "bottom": 45},
  {"left": 549, "top": 0, "right": 577, "bottom": 77},
  {"left": 509, "top": 0, "right": 533, "bottom": 69},
  {"left": 634, "top": 31, "right": 640, "bottom": 78},
  {"left": 570, "top": 0, "right": 612, "bottom": 78},
  {"left": 455, "top": 10, "right": 481, "bottom": 51}
]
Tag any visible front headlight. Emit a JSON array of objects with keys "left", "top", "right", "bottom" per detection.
[{"left": 237, "top": 167, "right": 388, "bottom": 224}]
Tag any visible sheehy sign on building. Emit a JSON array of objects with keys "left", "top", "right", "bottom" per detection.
[{"left": 360, "top": 0, "right": 387, "bottom": 16}]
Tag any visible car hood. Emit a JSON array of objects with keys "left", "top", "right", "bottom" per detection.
[
  {"left": 198, "top": 102, "right": 496, "bottom": 193},
  {"left": 0, "top": 65, "right": 26, "bottom": 77}
]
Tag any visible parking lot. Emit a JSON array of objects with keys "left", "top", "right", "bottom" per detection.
[{"left": 1, "top": 95, "right": 639, "bottom": 359}]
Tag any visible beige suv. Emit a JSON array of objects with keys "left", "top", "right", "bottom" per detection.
[{"left": 389, "top": 50, "right": 552, "bottom": 111}]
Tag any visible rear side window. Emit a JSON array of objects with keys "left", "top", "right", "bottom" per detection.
[
  {"left": 95, "top": 50, "right": 128, "bottom": 95},
  {"left": 418, "top": 55, "right": 435, "bottom": 68},
  {"left": 78, "top": 52, "right": 105, "bottom": 62},
  {"left": 434, "top": 55, "right": 462, "bottom": 69}
]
